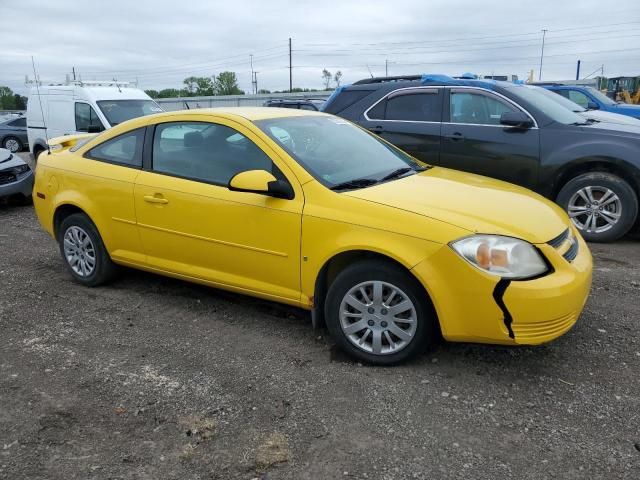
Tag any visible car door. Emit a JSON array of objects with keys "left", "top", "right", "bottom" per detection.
[
  {"left": 440, "top": 87, "right": 540, "bottom": 190},
  {"left": 134, "top": 119, "right": 304, "bottom": 303},
  {"left": 74, "top": 102, "right": 106, "bottom": 134},
  {"left": 555, "top": 89, "right": 592, "bottom": 109},
  {"left": 359, "top": 87, "right": 443, "bottom": 164}
]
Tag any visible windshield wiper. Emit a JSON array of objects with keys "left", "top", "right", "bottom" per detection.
[
  {"left": 330, "top": 178, "right": 379, "bottom": 191},
  {"left": 378, "top": 167, "right": 415, "bottom": 182}
]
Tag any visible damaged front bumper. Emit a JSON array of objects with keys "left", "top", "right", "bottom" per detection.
[{"left": 411, "top": 226, "right": 592, "bottom": 345}]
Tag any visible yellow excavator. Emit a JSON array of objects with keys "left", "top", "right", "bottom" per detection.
[{"left": 607, "top": 76, "right": 640, "bottom": 104}]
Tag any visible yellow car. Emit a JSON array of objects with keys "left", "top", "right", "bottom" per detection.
[{"left": 33, "top": 108, "right": 592, "bottom": 365}]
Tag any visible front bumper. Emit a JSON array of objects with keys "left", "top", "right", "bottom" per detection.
[
  {"left": 411, "top": 226, "right": 592, "bottom": 346},
  {"left": 0, "top": 169, "right": 34, "bottom": 199}
]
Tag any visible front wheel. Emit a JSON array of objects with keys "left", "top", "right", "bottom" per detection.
[
  {"left": 325, "top": 260, "right": 437, "bottom": 365},
  {"left": 557, "top": 172, "right": 638, "bottom": 243}
]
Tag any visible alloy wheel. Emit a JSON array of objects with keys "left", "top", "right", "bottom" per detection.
[
  {"left": 339, "top": 280, "right": 417, "bottom": 355},
  {"left": 568, "top": 185, "right": 622, "bottom": 234},
  {"left": 63, "top": 226, "right": 97, "bottom": 277},
  {"left": 4, "top": 138, "right": 20, "bottom": 153}
]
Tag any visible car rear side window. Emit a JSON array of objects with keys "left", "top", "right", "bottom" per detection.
[
  {"left": 85, "top": 128, "right": 144, "bottom": 167},
  {"left": 151, "top": 121, "right": 275, "bottom": 186},
  {"left": 325, "top": 89, "right": 374, "bottom": 113},
  {"left": 75, "top": 103, "right": 104, "bottom": 132},
  {"left": 8, "top": 118, "right": 26, "bottom": 127},
  {"left": 368, "top": 89, "right": 441, "bottom": 122},
  {"left": 449, "top": 90, "right": 516, "bottom": 125}
]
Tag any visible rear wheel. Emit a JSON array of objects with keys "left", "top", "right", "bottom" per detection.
[
  {"left": 2, "top": 136, "right": 22, "bottom": 153},
  {"left": 557, "top": 172, "right": 638, "bottom": 243},
  {"left": 57, "top": 213, "right": 118, "bottom": 286},
  {"left": 325, "top": 260, "right": 436, "bottom": 365}
]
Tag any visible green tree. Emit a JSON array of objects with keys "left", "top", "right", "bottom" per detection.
[
  {"left": 213, "top": 72, "right": 243, "bottom": 95},
  {"left": 144, "top": 89, "right": 159, "bottom": 98},
  {"left": 0, "top": 86, "right": 16, "bottom": 110},
  {"left": 258, "top": 89, "right": 271, "bottom": 94},
  {"left": 183, "top": 76, "right": 199, "bottom": 95},
  {"left": 194, "top": 77, "right": 214, "bottom": 96}
]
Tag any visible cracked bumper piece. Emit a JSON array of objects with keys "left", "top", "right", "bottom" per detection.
[
  {"left": 411, "top": 228, "right": 592, "bottom": 346},
  {"left": 502, "top": 232, "right": 592, "bottom": 345}
]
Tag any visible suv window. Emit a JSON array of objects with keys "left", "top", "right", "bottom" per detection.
[
  {"left": 86, "top": 128, "right": 144, "bottom": 167},
  {"left": 75, "top": 103, "right": 104, "bottom": 132},
  {"left": 561, "top": 90, "right": 591, "bottom": 108},
  {"left": 152, "top": 121, "right": 274, "bottom": 185},
  {"left": 8, "top": 118, "right": 26, "bottom": 127},
  {"left": 387, "top": 91, "right": 441, "bottom": 121},
  {"left": 449, "top": 90, "right": 517, "bottom": 125}
]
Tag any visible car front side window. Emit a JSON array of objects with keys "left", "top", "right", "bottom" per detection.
[
  {"left": 567, "top": 90, "right": 590, "bottom": 108},
  {"left": 449, "top": 90, "right": 517, "bottom": 125},
  {"left": 151, "top": 121, "right": 275, "bottom": 186},
  {"left": 75, "top": 103, "right": 104, "bottom": 132}
]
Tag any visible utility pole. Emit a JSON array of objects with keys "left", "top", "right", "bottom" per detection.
[
  {"left": 72, "top": 66, "right": 76, "bottom": 81},
  {"left": 385, "top": 59, "right": 388, "bottom": 77},
  {"left": 289, "top": 37, "right": 293, "bottom": 93},
  {"left": 538, "top": 28, "right": 547, "bottom": 81},
  {"left": 575, "top": 60, "right": 581, "bottom": 80},
  {"left": 254, "top": 71, "right": 258, "bottom": 94},
  {"left": 250, "top": 54, "right": 255, "bottom": 94}
]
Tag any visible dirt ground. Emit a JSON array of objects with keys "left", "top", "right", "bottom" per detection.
[{"left": 1, "top": 156, "right": 639, "bottom": 479}]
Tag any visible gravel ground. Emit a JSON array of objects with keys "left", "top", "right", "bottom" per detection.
[{"left": 1, "top": 153, "right": 639, "bottom": 479}]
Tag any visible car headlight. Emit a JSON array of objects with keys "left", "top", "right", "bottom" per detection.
[
  {"left": 450, "top": 235, "right": 548, "bottom": 279},
  {"left": 12, "top": 164, "right": 30, "bottom": 175}
]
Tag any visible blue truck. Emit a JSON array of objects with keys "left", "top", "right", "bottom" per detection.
[{"left": 539, "top": 83, "right": 640, "bottom": 119}]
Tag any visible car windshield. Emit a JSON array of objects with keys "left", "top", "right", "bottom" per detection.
[
  {"left": 97, "top": 100, "right": 162, "bottom": 126},
  {"left": 256, "top": 116, "right": 424, "bottom": 189},
  {"left": 504, "top": 85, "right": 587, "bottom": 124},
  {"left": 585, "top": 87, "right": 617, "bottom": 106}
]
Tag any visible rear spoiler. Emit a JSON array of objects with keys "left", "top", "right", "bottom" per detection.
[{"left": 47, "top": 133, "right": 97, "bottom": 152}]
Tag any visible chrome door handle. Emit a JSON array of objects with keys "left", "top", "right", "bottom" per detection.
[{"left": 143, "top": 195, "right": 169, "bottom": 204}]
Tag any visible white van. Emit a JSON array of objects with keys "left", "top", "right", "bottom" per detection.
[{"left": 27, "top": 81, "right": 162, "bottom": 158}]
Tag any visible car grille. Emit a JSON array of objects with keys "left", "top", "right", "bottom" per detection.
[
  {"left": 0, "top": 172, "right": 17, "bottom": 186},
  {"left": 547, "top": 228, "right": 579, "bottom": 263},
  {"left": 512, "top": 311, "right": 577, "bottom": 343}
]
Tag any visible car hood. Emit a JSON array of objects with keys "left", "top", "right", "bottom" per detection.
[
  {"left": 344, "top": 167, "right": 569, "bottom": 244},
  {"left": 610, "top": 103, "right": 640, "bottom": 116},
  {"left": 582, "top": 120, "right": 640, "bottom": 135},
  {"left": 580, "top": 110, "right": 640, "bottom": 126},
  {"left": 0, "top": 149, "right": 28, "bottom": 170}
]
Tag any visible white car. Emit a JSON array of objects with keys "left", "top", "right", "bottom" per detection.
[{"left": 27, "top": 81, "right": 162, "bottom": 159}]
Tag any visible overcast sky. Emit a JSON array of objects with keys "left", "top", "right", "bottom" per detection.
[{"left": 2, "top": 0, "right": 639, "bottom": 96}]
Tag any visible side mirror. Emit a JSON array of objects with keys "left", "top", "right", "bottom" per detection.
[
  {"left": 500, "top": 111, "right": 534, "bottom": 128},
  {"left": 87, "top": 124, "right": 104, "bottom": 133},
  {"left": 228, "top": 169, "right": 294, "bottom": 200},
  {"left": 587, "top": 101, "right": 599, "bottom": 110}
]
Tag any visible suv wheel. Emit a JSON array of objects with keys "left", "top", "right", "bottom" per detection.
[
  {"left": 325, "top": 260, "right": 437, "bottom": 365},
  {"left": 2, "top": 136, "right": 22, "bottom": 153},
  {"left": 557, "top": 172, "right": 638, "bottom": 243},
  {"left": 57, "top": 213, "right": 118, "bottom": 286}
]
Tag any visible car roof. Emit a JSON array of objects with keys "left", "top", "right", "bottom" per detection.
[
  {"left": 345, "top": 74, "right": 509, "bottom": 91},
  {"left": 140, "top": 107, "right": 328, "bottom": 123}
]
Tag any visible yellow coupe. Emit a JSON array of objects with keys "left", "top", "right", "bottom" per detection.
[{"left": 33, "top": 108, "right": 592, "bottom": 364}]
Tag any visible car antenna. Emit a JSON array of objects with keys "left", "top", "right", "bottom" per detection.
[
  {"left": 31, "top": 56, "right": 50, "bottom": 154},
  {"left": 183, "top": 100, "right": 190, "bottom": 110},
  {"left": 366, "top": 64, "right": 374, "bottom": 78}
]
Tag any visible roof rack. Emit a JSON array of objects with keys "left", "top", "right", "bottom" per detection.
[
  {"left": 529, "top": 82, "right": 565, "bottom": 86},
  {"left": 352, "top": 75, "right": 423, "bottom": 85},
  {"left": 25, "top": 75, "right": 136, "bottom": 88}
]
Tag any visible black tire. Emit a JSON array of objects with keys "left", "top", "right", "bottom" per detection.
[
  {"left": 324, "top": 259, "right": 437, "bottom": 365},
  {"left": 57, "top": 213, "right": 118, "bottom": 287},
  {"left": 556, "top": 172, "right": 638, "bottom": 243},
  {"left": 2, "top": 136, "right": 22, "bottom": 153}
]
